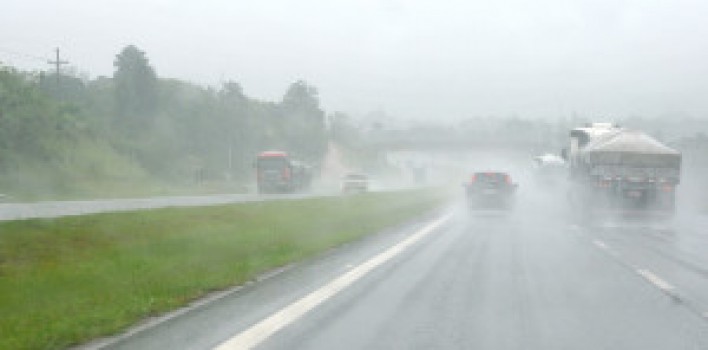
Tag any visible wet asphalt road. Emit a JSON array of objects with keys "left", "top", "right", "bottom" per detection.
[
  {"left": 95, "top": 193, "right": 708, "bottom": 350},
  {"left": 0, "top": 186, "right": 416, "bottom": 221},
  {"left": 0, "top": 193, "right": 327, "bottom": 221}
]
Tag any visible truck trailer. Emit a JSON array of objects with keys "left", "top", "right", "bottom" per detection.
[
  {"left": 564, "top": 123, "right": 681, "bottom": 217},
  {"left": 255, "top": 151, "right": 312, "bottom": 194}
]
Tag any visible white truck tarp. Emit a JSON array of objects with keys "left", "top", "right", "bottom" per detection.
[{"left": 581, "top": 130, "right": 681, "bottom": 168}]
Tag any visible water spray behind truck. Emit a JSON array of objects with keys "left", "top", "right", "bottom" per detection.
[{"left": 563, "top": 123, "right": 681, "bottom": 218}]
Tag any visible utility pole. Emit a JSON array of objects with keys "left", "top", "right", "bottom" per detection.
[
  {"left": 47, "top": 47, "right": 69, "bottom": 92},
  {"left": 228, "top": 141, "right": 233, "bottom": 181}
]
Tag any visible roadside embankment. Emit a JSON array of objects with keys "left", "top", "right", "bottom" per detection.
[{"left": 0, "top": 188, "right": 450, "bottom": 350}]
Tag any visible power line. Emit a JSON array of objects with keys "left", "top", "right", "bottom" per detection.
[{"left": 0, "top": 47, "right": 50, "bottom": 63}]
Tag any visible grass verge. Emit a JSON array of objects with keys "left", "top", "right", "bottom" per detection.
[{"left": 0, "top": 189, "right": 449, "bottom": 350}]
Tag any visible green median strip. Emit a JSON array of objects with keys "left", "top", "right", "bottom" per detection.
[{"left": 0, "top": 189, "right": 449, "bottom": 350}]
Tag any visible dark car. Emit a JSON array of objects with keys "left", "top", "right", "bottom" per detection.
[{"left": 464, "top": 172, "right": 518, "bottom": 209}]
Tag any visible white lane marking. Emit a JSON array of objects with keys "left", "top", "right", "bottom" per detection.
[
  {"left": 593, "top": 239, "right": 608, "bottom": 250},
  {"left": 214, "top": 214, "right": 452, "bottom": 350},
  {"left": 255, "top": 264, "right": 294, "bottom": 282},
  {"left": 592, "top": 239, "right": 619, "bottom": 257},
  {"left": 637, "top": 269, "right": 675, "bottom": 292}
]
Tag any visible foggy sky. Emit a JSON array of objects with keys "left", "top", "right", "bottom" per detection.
[{"left": 2, "top": 0, "right": 708, "bottom": 120}]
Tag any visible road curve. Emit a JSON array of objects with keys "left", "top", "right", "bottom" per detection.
[{"left": 95, "top": 200, "right": 708, "bottom": 350}]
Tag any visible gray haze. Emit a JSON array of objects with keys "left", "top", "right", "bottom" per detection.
[{"left": 2, "top": 0, "right": 708, "bottom": 120}]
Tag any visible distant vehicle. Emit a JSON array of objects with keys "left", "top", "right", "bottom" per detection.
[
  {"left": 533, "top": 153, "right": 567, "bottom": 186},
  {"left": 341, "top": 173, "right": 369, "bottom": 193},
  {"left": 255, "top": 151, "right": 312, "bottom": 194},
  {"left": 464, "top": 172, "right": 518, "bottom": 209},
  {"left": 533, "top": 153, "right": 565, "bottom": 167},
  {"left": 563, "top": 122, "right": 680, "bottom": 217}
]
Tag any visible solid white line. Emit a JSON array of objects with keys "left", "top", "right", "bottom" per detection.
[
  {"left": 213, "top": 214, "right": 452, "bottom": 350},
  {"left": 637, "top": 269, "right": 675, "bottom": 292}
]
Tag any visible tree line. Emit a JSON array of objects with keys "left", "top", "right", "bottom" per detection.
[
  {"left": 4, "top": 45, "right": 705, "bottom": 198},
  {"left": 0, "top": 45, "right": 333, "bottom": 197}
]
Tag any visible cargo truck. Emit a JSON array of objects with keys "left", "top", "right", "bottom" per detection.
[
  {"left": 563, "top": 123, "right": 681, "bottom": 217},
  {"left": 255, "top": 151, "right": 312, "bottom": 194}
]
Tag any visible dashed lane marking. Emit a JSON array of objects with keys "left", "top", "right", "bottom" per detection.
[
  {"left": 584, "top": 231, "right": 686, "bottom": 305},
  {"left": 593, "top": 239, "right": 608, "bottom": 250},
  {"left": 214, "top": 214, "right": 452, "bottom": 350},
  {"left": 637, "top": 269, "right": 675, "bottom": 293},
  {"left": 592, "top": 239, "right": 619, "bottom": 257}
]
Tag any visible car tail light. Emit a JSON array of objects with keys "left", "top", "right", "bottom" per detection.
[
  {"left": 282, "top": 167, "right": 291, "bottom": 180},
  {"left": 505, "top": 174, "right": 511, "bottom": 184},
  {"left": 470, "top": 174, "right": 476, "bottom": 182},
  {"left": 661, "top": 184, "right": 673, "bottom": 193},
  {"left": 595, "top": 181, "right": 610, "bottom": 188}
]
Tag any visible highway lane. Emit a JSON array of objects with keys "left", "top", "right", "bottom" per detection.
[
  {"left": 97, "top": 202, "right": 708, "bottom": 350},
  {"left": 0, "top": 186, "right": 421, "bottom": 221},
  {"left": 583, "top": 214, "right": 708, "bottom": 320},
  {"left": 0, "top": 192, "right": 328, "bottom": 221}
]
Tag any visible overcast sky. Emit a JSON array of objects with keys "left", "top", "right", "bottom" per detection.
[{"left": 2, "top": 0, "right": 708, "bottom": 120}]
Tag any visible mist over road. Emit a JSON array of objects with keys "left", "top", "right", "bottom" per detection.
[{"left": 99, "top": 191, "right": 708, "bottom": 350}]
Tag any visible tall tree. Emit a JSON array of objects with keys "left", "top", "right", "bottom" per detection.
[
  {"left": 218, "top": 81, "right": 251, "bottom": 177},
  {"left": 282, "top": 80, "right": 319, "bottom": 111},
  {"left": 219, "top": 81, "right": 246, "bottom": 102},
  {"left": 280, "top": 80, "right": 327, "bottom": 163},
  {"left": 113, "top": 45, "right": 157, "bottom": 124},
  {"left": 39, "top": 71, "right": 86, "bottom": 103}
]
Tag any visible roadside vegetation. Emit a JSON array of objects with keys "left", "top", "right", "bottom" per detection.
[
  {"left": 0, "top": 46, "right": 329, "bottom": 200},
  {"left": 5, "top": 47, "right": 708, "bottom": 200},
  {"left": 0, "top": 189, "right": 449, "bottom": 350}
]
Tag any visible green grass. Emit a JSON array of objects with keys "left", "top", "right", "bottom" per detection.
[
  {"left": 0, "top": 189, "right": 449, "bottom": 350},
  {"left": 0, "top": 136, "right": 253, "bottom": 202}
]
